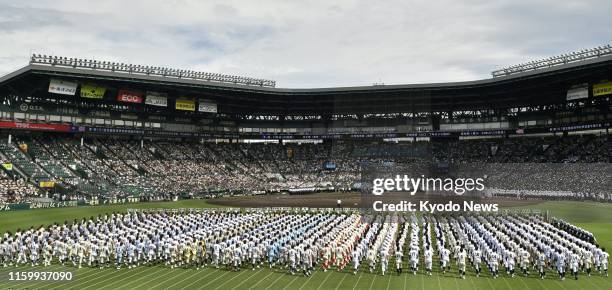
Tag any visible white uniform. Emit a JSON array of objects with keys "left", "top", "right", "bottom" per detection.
[
  {"left": 556, "top": 252, "right": 566, "bottom": 280},
  {"left": 538, "top": 252, "right": 547, "bottom": 277},
  {"left": 409, "top": 248, "right": 419, "bottom": 273},
  {"left": 233, "top": 247, "right": 243, "bottom": 268},
  {"left": 424, "top": 248, "right": 433, "bottom": 273},
  {"left": 352, "top": 249, "right": 361, "bottom": 272},
  {"left": 490, "top": 252, "right": 500, "bottom": 277},
  {"left": 380, "top": 250, "right": 389, "bottom": 275},
  {"left": 457, "top": 251, "right": 466, "bottom": 270},
  {"left": 473, "top": 249, "right": 482, "bottom": 273},
  {"left": 395, "top": 250, "right": 403, "bottom": 271},
  {"left": 441, "top": 248, "right": 450, "bottom": 270}
]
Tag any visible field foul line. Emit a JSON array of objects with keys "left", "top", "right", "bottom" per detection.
[
  {"left": 74, "top": 265, "right": 120, "bottom": 277},
  {"left": 180, "top": 268, "right": 221, "bottom": 290},
  {"left": 120, "top": 266, "right": 172, "bottom": 289},
  {"left": 533, "top": 276, "right": 550, "bottom": 290},
  {"left": 316, "top": 270, "right": 333, "bottom": 290},
  {"left": 70, "top": 266, "right": 113, "bottom": 282},
  {"left": 74, "top": 265, "right": 148, "bottom": 289},
  {"left": 196, "top": 268, "right": 233, "bottom": 289},
  {"left": 517, "top": 275, "right": 532, "bottom": 290},
  {"left": 247, "top": 270, "right": 276, "bottom": 289},
  {"left": 582, "top": 275, "right": 602, "bottom": 290},
  {"left": 367, "top": 273, "right": 376, "bottom": 290},
  {"left": 352, "top": 272, "right": 363, "bottom": 290},
  {"left": 147, "top": 267, "right": 201, "bottom": 289},
  {"left": 333, "top": 273, "right": 348, "bottom": 290},
  {"left": 283, "top": 274, "right": 301, "bottom": 290},
  {"left": 264, "top": 270, "right": 286, "bottom": 290},
  {"left": 67, "top": 266, "right": 134, "bottom": 289},
  {"left": 118, "top": 266, "right": 176, "bottom": 289},
  {"left": 229, "top": 268, "right": 264, "bottom": 290},
  {"left": 453, "top": 271, "right": 460, "bottom": 290},
  {"left": 419, "top": 268, "right": 423, "bottom": 290},
  {"left": 100, "top": 266, "right": 167, "bottom": 288},
  {"left": 86, "top": 265, "right": 152, "bottom": 289},
  {"left": 467, "top": 272, "right": 477, "bottom": 290},
  {"left": 72, "top": 269, "right": 140, "bottom": 288},
  {"left": 484, "top": 272, "right": 495, "bottom": 290},
  {"left": 501, "top": 276, "right": 514, "bottom": 290},
  {"left": 138, "top": 267, "right": 190, "bottom": 289},
  {"left": 298, "top": 270, "right": 317, "bottom": 290},
  {"left": 215, "top": 268, "right": 252, "bottom": 290},
  {"left": 158, "top": 268, "right": 199, "bottom": 289},
  {"left": 386, "top": 273, "right": 394, "bottom": 290},
  {"left": 553, "top": 277, "right": 569, "bottom": 290}
]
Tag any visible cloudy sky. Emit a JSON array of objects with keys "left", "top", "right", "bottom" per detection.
[{"left": 0, "top": 0, "right": 610, "bottom": 88}]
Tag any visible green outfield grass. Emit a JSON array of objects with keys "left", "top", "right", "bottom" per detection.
[
  {"left": 0, "top": 199, "right": 222, "bottom": 234},
  {"left": 0, "top": 200, "right": 610, "bottom": 290}
]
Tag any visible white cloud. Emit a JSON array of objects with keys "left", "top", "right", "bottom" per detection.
[{"left": 0, "top": 0, "right": 610, "bottom": 88}]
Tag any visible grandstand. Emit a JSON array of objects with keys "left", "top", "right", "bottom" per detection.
[
  {"left": 0, "top": 49, "right": 609, "bottom": 205},
  {"left": 0, "top": 135, "right": 609, "bottom": 204}
]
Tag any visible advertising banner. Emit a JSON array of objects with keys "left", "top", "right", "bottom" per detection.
[
  {"left": 48, "top": 79, "right": 77, "bottom": 95},
  {"left": 39, "top": 181, "right": 55, "bottom": 188},
  {"left": 198, "top": 100, "right": 217, "bottom": 113},
  {"left": 566, "top": 87, "right": 588, "bottom": 100},
  {"left": 80, "top": 84, "right": 106, "bottom": 99},
  {"left": 117, "top": 90, "right": 144, "bottom": 103},
  {"left": 0, "top": 201, "right": 83, "bottom": 211},
  {"left": 145, "top": 92, "right": 168, "bottom": 107},
  {"left": 0, "top": 203, "right": 30, "bottom": 211},
  {"left": 593, "top": 82, "right": 612, "bottom": 97},
  {"left": 176, "top": 99, "right": 196, "bottom": 111},
  {"left": 0, "top": 121, "right": 73, "bottom": 132},
  {"left": 29, "top": 200, "right": 78, "bottom": 209},
  {"left": 17, "top": 103, "right": 46, "bottom": 112}
]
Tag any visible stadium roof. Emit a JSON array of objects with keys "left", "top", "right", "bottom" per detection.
[
  {"left": 1, "top": 53, "right": 611, "bottom": 115},
  {"left": 2, "top": 53, "right": 611, "bottom": 93}
]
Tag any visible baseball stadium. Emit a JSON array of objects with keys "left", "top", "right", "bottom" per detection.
[
  {"left": 1, "top": 2, "right": 612, "bottom": 289},
  {"left": 0, "top": 42, "right": 609, "bottom": 290}
]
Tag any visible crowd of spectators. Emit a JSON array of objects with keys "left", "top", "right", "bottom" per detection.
[
  {"left": 0, "top": 161, "right": 40, "bottom": 203},
  {"left": 0, "top": 134, "right": 609, "bottom": 204}
]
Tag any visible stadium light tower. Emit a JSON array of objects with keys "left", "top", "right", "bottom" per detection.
[
  {"left": 492, "top": 44, "right": 612, "bottom": 78},
  {"left": 29, "top": 53, "right": 276, "bottom": 87}
]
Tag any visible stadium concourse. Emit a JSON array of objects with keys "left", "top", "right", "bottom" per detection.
[{"left": 0, "top": 133, "right": 609, "bottom": 205}]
